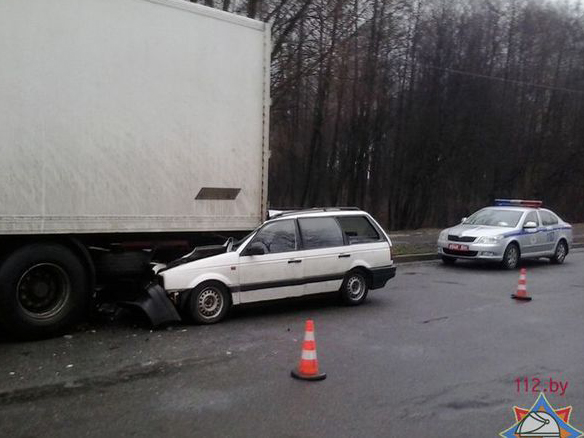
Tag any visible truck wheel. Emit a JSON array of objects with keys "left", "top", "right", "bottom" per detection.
[
  {"left": 501, "top": 243, "right": 520, "bottom": 270},
  {"left": 340, "top": 271, "right": 368, "bottom": 306},
  {"left": 550, "top": 240, "right": 568, "bottom": 264},
  {"left": 0, "top": 244, "right": 89, "bottom": 340},
  {"left": 186, "top": 282, "right": 230, "bottom": 324}
]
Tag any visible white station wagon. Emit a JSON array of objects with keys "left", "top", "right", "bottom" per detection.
[{"left": 155, "top": 208, "right": 396, "bottom": 324}]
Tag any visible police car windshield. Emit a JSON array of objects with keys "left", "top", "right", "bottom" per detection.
[{"left": 464, "top": 209, "right": 523, "bottom": 228}]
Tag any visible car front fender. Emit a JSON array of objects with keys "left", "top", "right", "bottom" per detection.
[{"left": 185, "top": 272, "right": 240, "bottom": 305}]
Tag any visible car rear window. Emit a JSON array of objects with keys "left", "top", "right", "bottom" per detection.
[
  {"left": 298, "top": 217, "right": 344, "bottom": 249},
  {"left": 336, "top": 216, "right": 380, "bottom": 244}
]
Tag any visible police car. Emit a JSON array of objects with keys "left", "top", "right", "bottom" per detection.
[
  {"left": 437, "top": 200, "right": 572, "bottom": 269},
  {"left": 156, "top": 208, "right": 396, "bottom": 324}
]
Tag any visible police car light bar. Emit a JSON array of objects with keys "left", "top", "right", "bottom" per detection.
[{"left": 494, "top": 199, "right": 543, "bottom": 208}]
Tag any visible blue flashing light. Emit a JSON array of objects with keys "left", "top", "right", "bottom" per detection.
[{"left": 494, "top": 199, "right": 543, "bottom": 208}]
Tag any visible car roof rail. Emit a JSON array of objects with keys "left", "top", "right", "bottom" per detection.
[{"left": 268, "top": 207, "right": 361, "bottom": 219}]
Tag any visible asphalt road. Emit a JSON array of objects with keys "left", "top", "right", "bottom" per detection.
[{"left": 1, "top": 250, "right": 584, "bottom": 437}]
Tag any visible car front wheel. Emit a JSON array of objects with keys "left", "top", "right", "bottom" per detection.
[
  {"left": 340, "top": 271, "right": 368, "bottom": 306},
  {"left": 187, "top": 282, "right": 230, "bottom": 324},
  {"left": 501, "top": 243, "right": 520, "bottom": 270}
]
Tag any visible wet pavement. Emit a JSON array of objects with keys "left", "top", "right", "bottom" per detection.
[{"left": 1, "top": 250, "right": 583, "bottom": 437}]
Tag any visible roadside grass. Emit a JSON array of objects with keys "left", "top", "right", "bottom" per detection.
[{"left": 391, "top": 243, "right": 436, "bottom": 256}]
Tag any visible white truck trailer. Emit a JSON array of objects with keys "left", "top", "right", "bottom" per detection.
[{"left": 0, "top": 0, "right": 270, "bottom": 339}]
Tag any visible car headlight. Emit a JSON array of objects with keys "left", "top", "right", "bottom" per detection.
[
  {"left": 477, "top": 235, "right": 503, "bottom": 244},
  {"left": 438, "top": 230, "right": 448, "bottom": 241}
]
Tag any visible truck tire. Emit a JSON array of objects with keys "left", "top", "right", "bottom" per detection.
[{"left": 0, "top": 244, "right": 89, "bottom": 340}]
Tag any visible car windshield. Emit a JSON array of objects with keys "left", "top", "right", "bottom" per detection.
[
  {"left": 464, "top": 209, "right": 523, "bottom": 228},
  {"left": 230, "top": 230, "right": 257, "bottom": 251}
]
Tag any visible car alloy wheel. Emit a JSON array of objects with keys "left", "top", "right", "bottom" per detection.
[
  {"left": 552, "top": 241, "right": 567, "bottom": 264},
  {"left": 503, "top": 244, "right": 519, "bottom": 270}
]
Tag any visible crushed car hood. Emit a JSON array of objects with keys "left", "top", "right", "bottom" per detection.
[{"left": 158, "top": 244, "right": 227, "bottom": 273}]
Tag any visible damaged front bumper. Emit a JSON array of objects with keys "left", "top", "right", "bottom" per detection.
[{"left": 118, "top": 283, "right": 181, "bottom": 327}]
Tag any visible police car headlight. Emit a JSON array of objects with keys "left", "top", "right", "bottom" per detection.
[
  {"left": 477, "top": 235, "right": 503, "bottom": 244},
  {"left": 438, "top": 230, "right": 448, "bottom": 241}
]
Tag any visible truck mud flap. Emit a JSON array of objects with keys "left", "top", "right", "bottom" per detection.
[{"left": 118, "top": 283, "right": 181, "bottom": 327}]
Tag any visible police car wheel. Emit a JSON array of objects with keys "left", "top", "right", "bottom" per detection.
[
  {"left": 501, "top": 243, "right": 519, "bottom": 270},
  {"left": 187, "top": 282, "right": 230, "bottom": 324},
  {"left": 551, "top": 240, "right": 567, "bottom": 264}
]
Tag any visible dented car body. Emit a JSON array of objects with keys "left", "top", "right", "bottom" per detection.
[{"left": 145, "top": 209, "right": 396, "bottom": 325}]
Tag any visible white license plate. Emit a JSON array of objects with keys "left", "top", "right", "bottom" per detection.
[{"left": 448, "top": 243, "right": 469, "bottom": 251}]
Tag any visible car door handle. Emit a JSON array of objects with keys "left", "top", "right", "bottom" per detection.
[
  {"left": 338, "top": 254, "right": 351, "bottom": 258},
  {"left": 288, "top": 259, "right": 302, "bottom": 264}
]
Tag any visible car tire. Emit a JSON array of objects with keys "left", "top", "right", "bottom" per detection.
[
  {"left": 340, "top": 271, "right": 369, "bottom": 306},
  {"left": 0, "top": 244, "right": 89, "bottom": 340},
  {"left": 441, "top": 256, "right": 456, "bottom": 265},
  {"left": 550, "top": 240, "right": 568, "bottom": 264},
  {"left": 186, "top": 282, "right": 230, "bottom": 324},
  {"left": 501, "top": 243, "right": 520, "bottom": 270}
]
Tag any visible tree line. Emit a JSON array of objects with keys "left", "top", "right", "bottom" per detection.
[{"left": 190, "top": 0, "right": 584, "bottom": 229}]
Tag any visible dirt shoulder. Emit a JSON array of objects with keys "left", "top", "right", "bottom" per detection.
[{"left": 388, "top": 223, "right": 584, "bottom": 256}]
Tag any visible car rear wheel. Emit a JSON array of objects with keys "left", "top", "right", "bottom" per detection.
[
  {"left": 501, "top": 243, "right": 520, "bottom": 270},
  {"left": 551, "top": 240, "right": 568, "bottom": 264},
  {"left": 441, "top": 256, "right": 456, "bottom": 265},
  {"left": 187, "top": 282, "right": 230, "bottom": 324},
  {"left": 340, "top": 271, "right": 368, "bottom": 306}
]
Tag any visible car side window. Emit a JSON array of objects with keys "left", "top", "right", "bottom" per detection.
[
  {"left": 540, "top": 211, "right": 558, "bottom": 226},
  {"left": 249, "top": 220, "right": 297, "bottom": 254},
  {"left": 336, "top": 216, "right": 380, "bottom": 244},
  {"left": 524, "top": 211, "right": 539, "bottom": 226},
  {"left": 298, "top": 217, "right": 344, "bottom": 250}
]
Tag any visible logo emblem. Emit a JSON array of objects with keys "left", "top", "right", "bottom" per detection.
[{"left": 500, "top": 392, "right": 583, "bottom": 437}]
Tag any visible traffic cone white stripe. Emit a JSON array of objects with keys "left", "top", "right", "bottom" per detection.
[
  {"left": 301, "top": 350, "right": 317, "bottom": 361},
  {"left": 304, "top": 331, "right": 315, "bottom": 341}
]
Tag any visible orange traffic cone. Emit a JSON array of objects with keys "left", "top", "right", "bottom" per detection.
[
  {"left": 291, "top": 320, "right": 327, "bottom": 381},
  {"left": 512, "top": 268, "right": 532, "bottom": 301}
]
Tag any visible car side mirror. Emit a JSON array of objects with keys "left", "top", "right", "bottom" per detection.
[
  {"left": 243, "top": 242, "right": 265, "bottom": 256},
  {"left": 461, "top": 217, "right": 467, "bottom": 224},
  {"left": 523, "top": 221, "right": 537, "bottom": 229}
]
